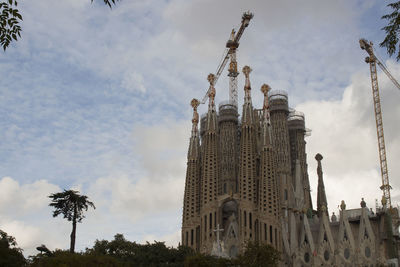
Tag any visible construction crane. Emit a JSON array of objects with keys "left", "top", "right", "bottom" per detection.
[
  {"left": 200, "top": 11, "right": 253, "bottom": 106},
  {"left": 360, "top": 38, "right": 400, "bottom": 208}
]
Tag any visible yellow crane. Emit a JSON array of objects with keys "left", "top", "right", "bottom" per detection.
[
  {"left": 201, "top": 11, "right": 253, "bottom": 106},
  {"left": 359, "top": 39, "right": 400, "bottom": 208}
]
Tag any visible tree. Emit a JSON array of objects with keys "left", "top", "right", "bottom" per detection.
[
  {"left": 381, "top": 1, "right": 400, "bottom": 60},
  {"left": 0, "top": 0, "right": 120, "bottom": 51},
  {"left": 0, "top": 0, "right": 22, "bottom": 51},
  {"left": 0, "top": 229, "right": 26, "bottom": 267},
  {"left": 88, "top": 233, "right": 195, "bottom": 266},
  {"left": 184, "top": 253, "right": 232, "bottom": 267},
  {"left": 234, "top": 241, "right": 281, "bottom": 267},
  {"left": 29, "top": 249, "right": 121, "bottom": 267},
  {"left": 48, "top": 189, "right": 95, "bottom": 253}
]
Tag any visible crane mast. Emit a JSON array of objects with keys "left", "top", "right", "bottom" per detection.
[
  {"left": 359, "top": 39, "right": 399, "bottom": 208},
  {"left": 201, "top": 12, "right": 253, "bottom": 105}
]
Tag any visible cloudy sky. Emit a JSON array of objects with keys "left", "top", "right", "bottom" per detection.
[{"left": 1, "top": 0, "right": 399, "bottom": 256}]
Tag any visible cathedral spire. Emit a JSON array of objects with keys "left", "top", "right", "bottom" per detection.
[
  {"left": 261, "top": 84, "right": 272, "bottom": 147},
  {"left": 316, "top": 153, "right": 329, "bottom": 217},
  {"left": 206, "top": 73, "right": 217, "bottom": 132},
  {"left": 241, "top": 66, "right": 253, "bottom": 125},
  {"left": 188, "top": 98, "right": 200, "bottom": 160},
  {"left": 243, "top": 65, "right": 252, "bottom": 104},
  {"left": 207, "top": 73, "right": 216, "bottom": 111}
]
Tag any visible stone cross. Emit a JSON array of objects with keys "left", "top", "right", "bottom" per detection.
[{"left": 213, "top": 223, "right": 224, "bottom": 252}]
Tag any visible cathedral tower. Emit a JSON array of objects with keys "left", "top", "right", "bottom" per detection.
[
  {"left": 237, "top": 66, "right": 259, "bottom": 246},
  {"left": 269, "top": 90, "right": 293, "bottom": 213},
  {"left": 199, "top": 74, "right": 220, "bottom": 252},
  {"left": 182, "top": 99, "right": 201, "bottom": 251},
  {"left": 288, "top": 111, "right": 312, "bottom": 212},
  {"left": 258, "top": 84, "right": 281, "bottom": 249}
]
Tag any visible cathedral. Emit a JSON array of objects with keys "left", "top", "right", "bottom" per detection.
[{"left": 181, "top": 65, "right": 400, "bottom": 266}]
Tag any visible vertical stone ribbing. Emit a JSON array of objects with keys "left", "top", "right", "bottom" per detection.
[
  {"left": 182, "top": 99, "right": 201, "bottom": 251},
  {"left": 218, "top": 103, "right": 238, "bottom": 195},
  {"left": 199, "top": 74, "right": 219, "bottom": 253},
  {"left": 258, "top": 84, "right": 280, "bottom": 250},
  {"left": 269, "top": 90, "right": 292, "bottom": 211},
  {"left": 316, "top": 153, "right": 328, "bottom": 218},
  {"left": 288, "top": 111, "right": 312, "bottom": 211},
  {"left": 238, "top": 66, "right": 258, "bottom": 244}
]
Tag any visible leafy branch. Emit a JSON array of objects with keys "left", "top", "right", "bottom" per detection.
[
  {"left": 0, "top": 0, "right": 22, "bottom": 51},
  {"left": 381, "top": 1, "right": 400, "bottom": 61},
  {"left": 0, "top": 0, "right": 120, "bottom": 51}
]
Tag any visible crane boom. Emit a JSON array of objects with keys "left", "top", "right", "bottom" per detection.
[
  {"left": 376, "top": 60, "right": 400, "bottom": 90},
  {"left": 201, "top": 49, "right": 229, "bottom": 104},
  {"left": 359, "top": 38, "right": 399, "bottom": 208},
  {"left": 200, "top": 12, "right": 253, "bottom": 105}
]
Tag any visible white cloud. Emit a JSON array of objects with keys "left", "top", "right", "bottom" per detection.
[
  {"left": 121, "top": 72, "right": 146, "bottom": 93},
  {"left": 1, "top": 0, "right": 398, "bottom": 259},
  {"left": 297, "top": 65, "right": 400, "bottom": 212},
  {"left": 0, "top": 177, "right": 60, "bottom": 216}
]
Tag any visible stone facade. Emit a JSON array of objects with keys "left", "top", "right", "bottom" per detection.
[{"left": 181, "top": 66, "right": 400, "bottom": 266}]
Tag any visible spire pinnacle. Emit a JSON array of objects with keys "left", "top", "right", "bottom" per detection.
[
  {"left": 242, "top": 66, "right": 252, "bottom": 103},
  {"left": 316, "top": 153, "right": 328, "bottom": 217},
  {"left": 260, "top": 84, "right": 272, "bottom": 146},
  {"left": 207, "top": 73, "right": 216, "bottom": 111},
  {"left": 261, "top": 84, "right": 271, "bottom": 122},
  {"left": 190, "top": 98, "right": 200, "bottom": 137}
]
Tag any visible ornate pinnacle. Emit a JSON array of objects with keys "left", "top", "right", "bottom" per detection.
[
  {"left": 191, "top": 98, "right": 200, "bottom": 125},
  {"left": 261, "top": 84, "right": 271, "bottom": 95},
  {"left": 242, "top": 65, "right": 252, "bottom": 78},
  {"left": 207, "top": 73, "right": 215, "bottom": 85},
  {"left": 340, "top": 200, "right": 346, "bottom": 210},
  {"left": 316, "top": 153, "right": 328, "bottom": 217},
  {"left": 242, "top": 66, "right": 252, "bottom": 103},
  {"left": 191, "top": 98, "right": 200, "bottom": 109},
  {"left": 360, "top": 198, "right": 366, "bottom": 208},
  {"left": 207, "top": 74, "right": 216, "bottom": 110},
  {"left": 261, "top": 84, "right": 271, "bottom": 110}
]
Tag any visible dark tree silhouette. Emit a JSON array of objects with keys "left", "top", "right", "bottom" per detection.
[
  {"left": 0, "top": 0, "right": 120, "bottom": 51},
  {"left": 0, "top": 229, "right": 26, "bottom": 266},
  {"left": 49, "top": 190, "right": 95, "bottom": 253}
]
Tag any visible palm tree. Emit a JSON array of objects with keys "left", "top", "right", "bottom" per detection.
[{"left": 48, "top": 190, "right": 95, "bottom": 253}]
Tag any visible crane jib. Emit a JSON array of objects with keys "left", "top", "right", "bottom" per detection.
[{"left": 200, "top": 11, "right": 253, "bottom": 105}]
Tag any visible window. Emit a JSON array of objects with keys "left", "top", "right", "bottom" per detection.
[
  {"left": 264, "top": 223, "right": 267, "bottom": 241},
  {"left": 269, "top": 225, "right": 273, "bottom": 243}
]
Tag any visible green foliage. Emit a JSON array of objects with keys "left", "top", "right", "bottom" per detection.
[
  {"left": 29, "top": 250, "right": 121, "bottom": 267},
  {"left": 235, "top": 241, "right": 280, "bottom": 267},
  {"left": 49, "top": 190, "right": 95, "bottom": 253},
  {"left": 88, "top": 234, "right": 194, "bottom": 267},
  {"left": 91, "top": 0, "right": 120, "bottom": 9},
  {"left": 0, "top": 0, "right": 119, "bottom": 51},
  {"left": 0, "top": 229, "right": 26, "bottom": 267},
  {"left": 184, "top": 253, "right": 233, "bottom": 267},
  {"left": 49, "top": 190, "right": 95, "bottom": 223},
  {"left": 381, "top": 1, "right": 400, "bottom": 60},
  {"left": 0, "top": 0, "right": 22, "bottom": 51}
]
